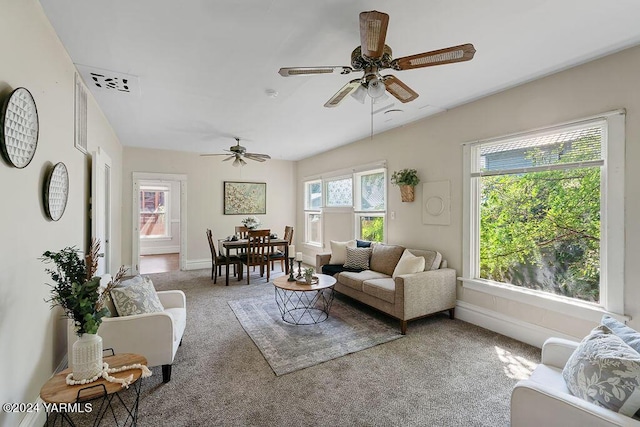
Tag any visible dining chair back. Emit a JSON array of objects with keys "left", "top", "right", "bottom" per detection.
[
  {"left": 240, "top": 229, "right": 271, "bottom": 285},
  {"left": 270, "top": 226, "right": 294, "bottom": 272},
  {"left": 235, "top": 226, "right": 250, "bottom": 239},
  {"left": 206, "top": 229, "right": 238, "bottom": 284}
]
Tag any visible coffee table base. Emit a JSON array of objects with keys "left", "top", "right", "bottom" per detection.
[{"left": 274, "top": 287, "right": 335, "bottom": 325}]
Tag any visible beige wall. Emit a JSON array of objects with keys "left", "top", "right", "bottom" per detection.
[
  {"left": 297, "top": 45, "right": 640, "bottom": 341},
  {"left": 0, "top": 2, "right": 123, "bottom": 426},
  {"left": 121, "top": 148, "right": 296, "bottom": 269}
]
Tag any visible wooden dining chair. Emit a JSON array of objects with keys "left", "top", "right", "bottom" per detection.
[
  {"left": 270, "top": 226, "right": 294, "bottom": 272},
  {"left": 239, "top": 229, "right": 271, "bottom": 285},
  {"left": 206, "top": 229, "right": 239, "bottom": 285},
  {"left": 235, "top": 226, "right": 250, "bottom": 239}
]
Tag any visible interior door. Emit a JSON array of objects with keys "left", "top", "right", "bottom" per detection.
[{"left": 92, "top": 147, "right": 112, "bottom": 276}]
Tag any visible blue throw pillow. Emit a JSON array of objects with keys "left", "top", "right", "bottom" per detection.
[
  {"left": 356, "top": 240, "right": 372, "bottom": 248},
  {"left": 601, "top": 315, "right": 640, "bottom": 353}
]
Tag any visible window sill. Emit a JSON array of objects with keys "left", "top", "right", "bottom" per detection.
[
  {"left": 458, "top": 277, "right": 629, "bottom": 324},
  {"left": 304, "top": 242, "right": 322, "bottom": 249},
  {"left": 140, "top": 236, "right": 172, "bottom": 241}
]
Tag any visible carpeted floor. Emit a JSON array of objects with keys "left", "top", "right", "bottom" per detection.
[{"left": 67, "top": 268, "right": 540, "bottom": 426}]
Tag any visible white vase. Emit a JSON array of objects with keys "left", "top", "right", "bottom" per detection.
[{"left": 72, "top": 333, "right": 103, "bottom": 381}]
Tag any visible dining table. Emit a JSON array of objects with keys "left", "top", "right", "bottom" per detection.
[{"left": 219, "top": 237, "right": 291, "bottom": 286}]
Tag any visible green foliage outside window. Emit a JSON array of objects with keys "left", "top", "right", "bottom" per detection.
[
  {"left": 480, "top": 138, "right": 601, "bottom": 302},
  {"left": 361, "top": 216, "right": 384, "bottom": 242}
]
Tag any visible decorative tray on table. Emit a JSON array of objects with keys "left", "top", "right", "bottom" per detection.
[{"left": 296, "top": 276, "right": 319, "bottom": 285}]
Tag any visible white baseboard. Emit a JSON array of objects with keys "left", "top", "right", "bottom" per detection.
[
  {"left": 455, "top": 300, "right": 580, "bottom": 348},
  {"left": 185, "top": 258, "right": 211, "bottom": 270},
  {"left": 140, "top": 245, "right": 180, "bottom": 255}
]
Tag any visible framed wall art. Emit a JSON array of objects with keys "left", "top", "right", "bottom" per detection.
[{"left": 224, "top": 181, "right": 266, "bottom": 215}]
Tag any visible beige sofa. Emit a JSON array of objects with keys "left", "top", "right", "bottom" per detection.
[{"left": 316, "top": 243, "right": 457, "bottom": 334}]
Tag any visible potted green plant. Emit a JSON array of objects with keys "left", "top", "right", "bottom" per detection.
[
  {"left": 303, "top": 267, "right": 315, "bottom": 284},
  {"left": 241, "top": 216, "right": 260, "bottom": 230},
  {"left": 390, "top": 168, "right": 420, "bottom": 202},
  {"left": 41, "top": 239, "right": 126, "bottom": 381}
]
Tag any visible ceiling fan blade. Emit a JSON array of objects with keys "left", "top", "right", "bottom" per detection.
[
  {"left": 245, "top": 153, "right": 270, "bottom": 161},
  {"left": 383, "top": 75, "right": 419, "bottom": 103},
  {"left": 278, "top": 66, "right": 353, "bottom": 77},
  {"left": 199, "top": 153, "right": 232, "bottom": 157},
  {"left": 392, "top": 43, "right": 476, "bottom": 70},
  {"left": 222, "top": 155, "right": 236, "bottom": 162},
  {"left": 359, "top": 10, "right": 389, "bottom": 60},
  {"left": 324, "top": 79, "right": 361, "bottom": 108}
]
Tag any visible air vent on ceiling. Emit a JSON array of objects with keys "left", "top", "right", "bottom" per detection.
[{"left": 74, "top": 64, "right": 140, "bottom": 96}]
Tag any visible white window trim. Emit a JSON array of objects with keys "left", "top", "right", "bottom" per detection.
[{"left": 461, "top": 110, "right": 626, "bottom": 320}]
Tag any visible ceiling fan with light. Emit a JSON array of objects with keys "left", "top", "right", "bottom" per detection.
[
  {"left": 278, "top": 10, "right": 476, "bottom": 108},
  {"left": 200, "top": 137, "right": 271, "bottom": 167}
]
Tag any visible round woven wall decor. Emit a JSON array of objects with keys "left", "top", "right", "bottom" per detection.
[
  {"left": 44, "top": 162, "right": 69, "bottom": 221},
  {"left": 0, "top": 87, "right": 39, "bottom": 168}
]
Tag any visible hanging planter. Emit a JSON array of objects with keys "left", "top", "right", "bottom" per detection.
[
  {"left": 399, "top": 185, "right": 415, "bottom": 202},
  {"left": 391, "top": 169, "right": 420, "bottom": 203}
]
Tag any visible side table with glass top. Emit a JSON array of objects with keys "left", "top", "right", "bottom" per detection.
[
  {"left": 40, "top": 352, "right": 147, "bottom": 426},
  {"left": 272, "top": 274, "right": 337, "bottom": 325}
]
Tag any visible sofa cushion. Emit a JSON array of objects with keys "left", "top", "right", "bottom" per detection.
[
  {"left": 370, "top": 244, "right": 405, "bottom": 276},
  {"left": 322, "top": 264, "right": 363, "bottom": 277},
  {"left": 343, "top": 247, "right": 372, "bottom": 270},
  {"left": 601, "top": 315, "right": 640, "bottom": 354},
  {"left": 562, "top": 325, "right": 640, "bottom": 417},
  {"left": 362, "top": 278, "right": 395, "bottom": 303},
  {"left": 392, "top": 249, "right": 426, "bottom": 279},
  {"left": 329, "top": 239, "right": 357, "bottom": 264},
  {"left": 406, "top": 249, "right": 443, "bottom": 271},
  {"left": 110, "top": 276, "right": 165, "bottom": 316},
  {"left": 356, "top": 239, "right": 372, "bottom": 248},
  {"left": 338, "top": 270, "right": 389, "bottom": 292}
]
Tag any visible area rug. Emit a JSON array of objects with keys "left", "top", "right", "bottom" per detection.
[{"left": 228, "top": 296, "right": 403, "bottom": 376}]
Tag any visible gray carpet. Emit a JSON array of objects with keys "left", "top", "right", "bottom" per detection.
[
  {"left": 63, "top": 268, "right": 540, "bottom": 426},
  {"left": 228, "top": 295, "right": 403, "bottom": 376}
]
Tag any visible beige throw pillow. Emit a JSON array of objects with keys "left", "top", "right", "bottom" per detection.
[
  {"left": 329, "top": 239, "right": 356, "bottom": 264},
  {"left": 110, "top": 276, "right": 164, "bottom": 317},
  {"left": 392, "top": 249, "right": 426, "bottom": 279}
]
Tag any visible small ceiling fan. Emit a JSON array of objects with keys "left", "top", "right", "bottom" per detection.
[
  {"left": 200, "top": 137, "right": 271, "bottom": 167},
  {"left": 278, "top": 10, "right": 476, "bottom": 108}
]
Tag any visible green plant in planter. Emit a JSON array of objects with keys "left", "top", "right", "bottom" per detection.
[
  {"left": 390, "top": 168, "right": 420, "bottom": 186},
  {"left": 303, "top": 267, "right": 315, "bottom": 282},
  {"left": 41, "top": 239, "right": 126, "bottom": 336}
]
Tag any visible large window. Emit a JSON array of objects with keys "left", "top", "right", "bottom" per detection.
[
  {"left": 303, "top": 165, "right": 387, "bottom": 246},
  {"left": 139, "top": 185, "right": 170, "bottom": 239},
  {"left": 462, "top": 112, "right": 625, "bottom": 315},
  {"left": 304, "top": 180, "right": 322, "bottom": 246},
  {"left": 355, "top": 169, "right": 386, "bottom": 242}
]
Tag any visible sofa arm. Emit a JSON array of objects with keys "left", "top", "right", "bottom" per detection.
[
  {"left": 396, "top": 268, "right": 457, "bottom": 319},
  {"left": 541, "top": 337, "right": 579, "bottom": 369},
  {"left": 316, "top": 253, "right": 332, "bottom": 272},
  {"left": 158, "top": 290, "right": 186, "bottom": 309},
  {"left": 511, "top": 379, "right": 640, "bottom": 427}
]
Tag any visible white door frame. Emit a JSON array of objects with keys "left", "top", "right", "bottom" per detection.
[
  {"left": 132, "top": 172, "right": 187, "bottom": 274},
  {"left": 92, "top": 147, "right": 112, "bottom": 276}
]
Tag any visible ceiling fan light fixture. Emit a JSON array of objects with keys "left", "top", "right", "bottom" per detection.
[
  {"left": 351, "top": 85, "right": 367, "bottom": 103},
  {"left": 373, "top": 92, "right": 389, "bottom": 103},
  {"left": 367, "top": 76, "right": 386, "bottom": 99}
]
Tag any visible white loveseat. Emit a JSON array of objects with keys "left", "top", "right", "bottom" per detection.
[
  {"left": 511, "top": 337, "right": 640, "bottom": 427},
  {"left": 67, "top": 275, "right": 186, "bottom": 383}
]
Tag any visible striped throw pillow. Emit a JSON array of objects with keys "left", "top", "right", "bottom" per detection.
[{"left": 343, "top": 247, "right": 372, "bottom": 270}]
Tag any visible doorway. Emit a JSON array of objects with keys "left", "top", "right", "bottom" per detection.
[{"left": 132, "top": 173, "right": 187, "bottom": 275}]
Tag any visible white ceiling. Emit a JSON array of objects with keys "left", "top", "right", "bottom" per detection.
[{"left": 39, "top": 0, "right": 640, "bottom": 161}]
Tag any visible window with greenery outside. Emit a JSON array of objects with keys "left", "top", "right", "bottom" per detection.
[{"left": 479, "top": 132, "right": 601, "bottom": 302}]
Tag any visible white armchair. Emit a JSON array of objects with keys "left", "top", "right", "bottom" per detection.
[
  {"left": 68, "top": 275, "right": 186, "bottom": 383},
  {"left": 511, "top": 337, "right": 640, "bottom": 427}
]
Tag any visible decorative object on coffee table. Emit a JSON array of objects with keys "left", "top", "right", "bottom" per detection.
[
  {"left": 0, "top": 87, "right": 39, "bottom": 168},
  {"left": 41, "top": 239, "right": 126, "bottom": 381},
  {"left": 390, "top": 168, "right": 420, "bottom": 202}
]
